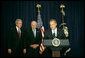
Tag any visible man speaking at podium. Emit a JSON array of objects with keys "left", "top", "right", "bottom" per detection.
[{"left": 45, "top": 19, "right": 68, "bottom": 57}]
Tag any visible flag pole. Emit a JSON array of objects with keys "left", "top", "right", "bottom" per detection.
[
  {"left": 60, "top": 4, "right": 69, "bottom": 37},
  {"left": 36, "top": 4, "right": 46, "bottom": 54},
  {"left": 60, "top": 4, "right": 70, "bottom": 54},
  {"left": 60, "top": 4, "right": 65, "bottom": 29},
  {"left": 36, "top": 4, "right": 41, "bottom": 15}
]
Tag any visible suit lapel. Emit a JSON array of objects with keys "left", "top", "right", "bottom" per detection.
[
  {"left": 35, "top": 29, "right": 38, "bottom": 39},
  {"left": 30, "top": 28, "right": 39, "bottom": 40},
  {"left": 14, "top": 27, "right": 19, "bottom": 39},
  {"left": 30, "top": 28, "right": 35, "bottom": 39},
  {"left": 36, "top": 29, "right": 40, "bottom": 39},
  {"left": 50, "top": 29, "right": 53, "bottom": 37},
  {"left": 50, "top": 28, "right": 59, "bottom": 38},
  {"left": 57, "top": 28, "right": 60, "bottom": 38},
  {"left": 48, "top": 29, "right": 53, "bottom": 39},
  {"left": 14, "top": 27, "right": 23, "bottom": 39},
  {"left": 58, "top": 29, "right": 59, "bottom": 36},
  {"left": 20, "top": 29, "right": 23, "bottom": 39}
]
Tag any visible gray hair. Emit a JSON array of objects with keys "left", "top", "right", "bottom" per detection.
[
  {"left": 15, "top": 19, "right": 22, "bottom": 25},
  {"left": 31, "top": 20, "right": 37, "bottom": 25}
]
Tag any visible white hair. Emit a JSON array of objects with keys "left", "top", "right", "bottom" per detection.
[{"left": 31, "top": 21, "right": 37, "bottom": 25}]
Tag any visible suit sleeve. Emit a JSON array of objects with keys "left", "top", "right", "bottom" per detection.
[{"left": 37, "top": 30, "right": 42, "bottom": 46}]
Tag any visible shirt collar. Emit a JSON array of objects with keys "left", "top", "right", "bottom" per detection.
[
  {"left": 55, "top": 27, "right": 57, "bottom": 33},
  {"left": 52, "top": 27, "right": 57, "bottom": 33},
  {"left": 16, "top": 26, "right": 21, "bottom": 32},
  {"left": 32, "top": 29, "right": 36, "bottom": 32}
]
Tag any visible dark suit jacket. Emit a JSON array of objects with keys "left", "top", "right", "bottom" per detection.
[
  {"left": 25, "top": 28, "right": 42, "bottom": 56},
  {"left": 7, "top": 27, "right": 24, "bottom": 56},
  {"left": 45, "top": 28, "right": 66, "bottom": 39}
]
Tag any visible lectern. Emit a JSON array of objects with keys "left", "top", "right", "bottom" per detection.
[{"left": 43, "top": 38, "right": 70, "bottom": 57}]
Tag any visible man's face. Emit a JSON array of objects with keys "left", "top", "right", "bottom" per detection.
[
  {"left": 31, "top": 21, "right": 37, "bottom": 29},
  {"left": 50, "top": 21, "right": 57, "bottom": 30},
  {"left": 16, "top": 21, "right": 22, "bottom": 29}
]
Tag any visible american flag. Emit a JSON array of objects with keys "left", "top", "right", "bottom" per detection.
[{"left": 37, "top": 14, "right": 46, "bottom": 54}]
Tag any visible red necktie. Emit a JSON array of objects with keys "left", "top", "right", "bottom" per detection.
[{"left": 18, "top": 29, "right": 21, "bottom": 38}]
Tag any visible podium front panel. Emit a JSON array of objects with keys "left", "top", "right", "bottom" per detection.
[{"left": 43, "top": 39, "right": 70, "bottom": 47}]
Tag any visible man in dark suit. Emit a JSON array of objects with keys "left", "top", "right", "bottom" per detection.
[
  {"left": 7, "top": 19, "right": 26, "bottom": 57},
  {"left": 44, "top": 19, "right": 69, "bottom": 57},
  {"left": 25, "top": 21, "right": 42, "bottom": 57}
]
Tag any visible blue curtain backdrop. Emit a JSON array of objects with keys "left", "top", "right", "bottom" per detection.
[{"left": 1, "top": 1, "right": 84, "bottom": 57}]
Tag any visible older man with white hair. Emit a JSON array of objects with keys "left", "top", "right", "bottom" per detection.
[{"left": 25, "top": 20, "right": 42, "bottom": 57}]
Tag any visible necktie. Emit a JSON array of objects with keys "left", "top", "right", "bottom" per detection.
[
  {"left": 18, "top": 29, "right": 21, "bottom": 38},
  {"left": 53, "top": 33, "right": 55, "bottom": 38},
  {"left": 52, "top": 30, "right": 55, "bottom": 38}
]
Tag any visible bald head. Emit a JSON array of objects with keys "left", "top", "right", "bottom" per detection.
[{"left": 31, "top": 21, "right": 37, "bottom": 29}]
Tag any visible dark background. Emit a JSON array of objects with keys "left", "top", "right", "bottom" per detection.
[{"left": 1, "top": 1, "right": 84, "bottom": 57}]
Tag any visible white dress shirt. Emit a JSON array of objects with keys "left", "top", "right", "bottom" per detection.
[
  {"left": 32, "top": 29, "right": 36, "bottom": 38},
  {"left": 16, "top": 26, "right": 21, "bottom": 35},
  {"left": 52, "top": 28, "right": 57, "bottom": 37}
]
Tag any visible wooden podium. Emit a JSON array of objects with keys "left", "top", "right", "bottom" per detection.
[
  {"left": 43, "top": 38, "right": 70, "bottom": 57},
  {"left": 52, "top": 50, "right": 60, "bottom": 57}
]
